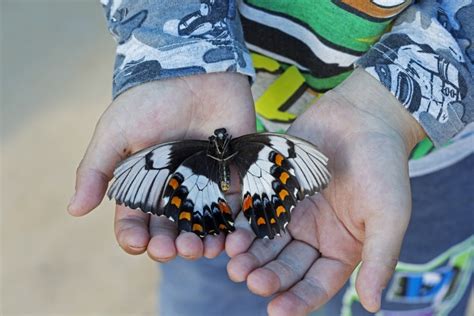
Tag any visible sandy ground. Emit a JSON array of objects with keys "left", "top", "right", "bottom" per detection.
[{"left": 2, "top": 1, "right": 156, "bottom": 315}]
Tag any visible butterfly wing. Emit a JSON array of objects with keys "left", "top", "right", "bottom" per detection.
[
  {"left": 108, "top": 140, "right": 208, "bottom": 214},
  {"left": 161, "top": 151, "right": 234, "bottom": 237},
  {"left": 107, "top": 140, "right": 234, "bottom": 237},
  {"left": 231, "top": 133, "right": 330, "bottom": 239}
]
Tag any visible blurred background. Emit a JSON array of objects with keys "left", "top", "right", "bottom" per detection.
[
  {"left": 2, "top": 1, "right": 473, "bottom": 316},
  {"left": 2, "top": 0, "right": 157, "bottom": 314}
]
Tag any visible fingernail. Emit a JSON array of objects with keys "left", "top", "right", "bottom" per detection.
[
  {"left": 67, "top": 193, "right": 77, "bottom": 211},
  {"left": 374, "top": 287, "right": 384, "bottom": 310}
]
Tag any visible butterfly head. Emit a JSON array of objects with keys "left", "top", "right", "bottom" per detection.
[{"left": 209, "top": 128, "right": 231, "bottom": 158}]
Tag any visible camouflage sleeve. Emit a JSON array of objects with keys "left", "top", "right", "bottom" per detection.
[
  {"left": 357, "top": 1, "right": 474, "bottom": 147},
  {"left": 100, "top": 0, "right": 255, "bottom": 99}
]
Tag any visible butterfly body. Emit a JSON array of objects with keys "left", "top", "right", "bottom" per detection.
[
  {"left": 108, "top": 128, "right": 330, "bottom": 239},
  {"left": 206, "top": 128, "right": 236, "bottom": 192}
]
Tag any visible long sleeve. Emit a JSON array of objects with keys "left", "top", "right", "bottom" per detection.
[
  {"left": 357, "top": 1, "right": 474, "bottom": 147},
  {"left": 100, "top": 0, "right": 255, "bottom": 99}
]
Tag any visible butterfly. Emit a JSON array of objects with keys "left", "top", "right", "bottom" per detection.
[{"left": 107, "top": 128, "right": 330, "bottom": 239}]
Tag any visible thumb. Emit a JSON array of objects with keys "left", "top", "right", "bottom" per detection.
[
  {"left": 68, "top": 119, "right": 128, "bottom": 217},
  {"left": 355, "top": 210, "right": 410, "bottom": 313}
]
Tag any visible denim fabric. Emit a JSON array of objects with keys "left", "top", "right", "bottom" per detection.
[{"left": 159, "top": 254, "right": 268, "bottom": 316}]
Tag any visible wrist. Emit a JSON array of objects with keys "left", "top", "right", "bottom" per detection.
[{"left": 332, "top": 68, "right": 426, "bottom": 151}]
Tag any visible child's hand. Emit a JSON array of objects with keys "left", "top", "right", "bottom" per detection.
[
  {"left": 68, "top": 72, "right": 255, "bottom": 261},
  {"left": 225, "top": 69, "right": 426, "bottom": 315}
]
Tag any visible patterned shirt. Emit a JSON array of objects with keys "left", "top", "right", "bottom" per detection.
[{"left": 100, "top": 0, "right": 474, "bottom": 173}]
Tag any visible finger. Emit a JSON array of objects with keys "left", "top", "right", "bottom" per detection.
[
  {"left": 268, "top": 258, "right": 355, "bottom": 316},
  {"left": 225, "top": 211, "right": 256, "bottom": 258},
  {"left": 175, "top": 231, "right": 204, "bottom": 260},
  {"left": 68, "top": 118, "right": 128, "bottom": 216},
  {"left": 355, "top": 213, "right": 408, "bottom": 313},
  {"left": 224, "top": 164, "right": 256, "bottom": 258},
  {"left": 203, "top": 233, "right": 225, "bottom": 259},
  {"left": 227, "top": 231, "right": 291, "bottom": 283},
  {"left": 247, "top": 240, "right": 320, "bottom": 296},
  {"left": 114, "top": 204, "right": 150, "bottom": 255},
  {"left": 178, "top": 177, "right": 243, "bottom": 260},
  {"left": 147, "top": 215, "right": 179, "bottom": 262},
  {"left": 201, "top": 186, "right": 239, "bottom": 259}
]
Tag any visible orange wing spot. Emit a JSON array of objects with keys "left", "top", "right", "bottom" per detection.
[
  {"left": 279, "top": 172, "right": 290, "bottom": 184},
  {"left": 192, "top": 223, "right": 203, "bottom": 232},
  {"left": 243, "top": 195, "right": 253, "bottom": 211},
  {"left": 179, "top": 212, "right": 191, "bottom": 221},
  {"left": 274, "top": 153, "right": 284, "bottom": 166},
  {"left": 171, "top": 196, "right": 182, "bottom": 208},
  {"left": 279, "top": 189, "right": 289, "bottom": 200},
  {"left": 270, "top": 218, "right": 276, "bottom": 224},
  {"left": 257, "top": 217, "right": 266, "bottom": 225},
  {"left": 168, "top": 178, "right": 179, "bottom": 190},
  {"left": 276, "top": 206, "right": 286, "bottom": 217},
  {"left": 219, "top": 224, "right": 227, "bottom": 230},
  {"left": 219, "top": 201, "right": 232, "bottom": 214}
]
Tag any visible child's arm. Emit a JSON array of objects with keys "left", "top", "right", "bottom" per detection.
[
  {"left": 68, "top": 1, "right": 255, "bottom": 260},
  {"left": 357, "top": 1, "right": 473, "bottom": 147}
]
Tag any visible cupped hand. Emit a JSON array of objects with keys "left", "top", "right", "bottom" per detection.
[
  {"left": 68, "top": 72, "right": 255, "bottom": 262},
  {"left": 226, "top": 69, "right": 426, "bottom": 315}
]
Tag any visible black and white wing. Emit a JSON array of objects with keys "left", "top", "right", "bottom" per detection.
[
  {"left": 231, "top": 133, "right": 330, "bottom": 239},
  {"left": 160, "top": 151, "right": 234, "bottom": 237},
  {"left": 107, "top": 141, "right": 234, "bottom": 237}
]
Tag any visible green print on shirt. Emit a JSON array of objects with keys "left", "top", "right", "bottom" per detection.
[{"left": 245, "top": 0, "right": 392, "bottom": 52}]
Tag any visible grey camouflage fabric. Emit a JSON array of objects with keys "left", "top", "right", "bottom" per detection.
[
  {"left": 357, "top": 1, "right": 474, "bottom": 147},
  {"left": 101, "top": 0, "right": 255, "bottom": 98}
]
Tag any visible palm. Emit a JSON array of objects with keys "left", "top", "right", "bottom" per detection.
[
  {"left": 287, "top": 195, "right": 361, "bottom": 270},
  {"left": 226, "top": 93, "right": 413, "bottom": 316},
  {"left": 104, "top": 76, "right": 254, "bottom": 148}
]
